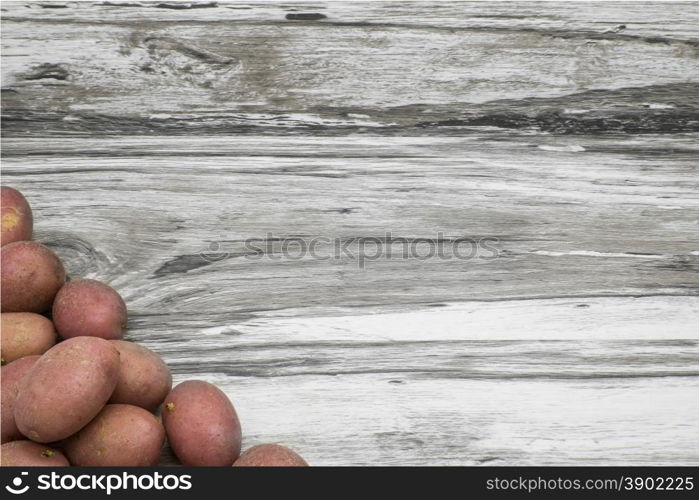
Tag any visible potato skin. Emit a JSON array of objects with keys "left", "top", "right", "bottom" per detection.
[
  {"left": 233, "top": 444, "right": 309, "bottom": 467},
  {"left": 1, "top": 241, "right": 66, "bottom": 313},
  {"left": 64, "top": 404, "right": 165, "bottom": 466},
  {"left": 1, "top": 356, "right": 40, "bottom": 443},
  {"left": 1, "top": 313, "right": 56, "bottom": 365},
  {"left": 1, "top": 440, "right": 69, "bottom": 466},
  {"left": 52, "top": 279, "right": 127, "bottom": 340},
  {"left": 162, "top": 380, "right": 242, "bottom": 466},
  {"left": 1, "top": 187, "right": 33, "bottom": 246},
  {"left": 108, "top": 340, "right": 172, "bottom": 410},
  {"left": 14, "top": 337, "right": 120, "bottom": 443}
]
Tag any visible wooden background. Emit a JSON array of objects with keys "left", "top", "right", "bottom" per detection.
[{"left": 2, "top": 1, "right": 698, "bottom": 465}]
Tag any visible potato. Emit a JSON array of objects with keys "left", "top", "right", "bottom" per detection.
[
  {"left": 52, "top": 279, "right": 127, "bottom": 340},
  {"left": 1, "top": 440, "right": 69, "bottom": 466},
  {"left": 14, "top": 336, "right": 120, "bottom": 443},
  {"left": 233, "top": 444, "right": 308, "bottom": 467},
  {"left": 64, "top": 404, "right": 165, "bottom": 466},
  {"left": 1, "top": 356, "right": 40, "bottom": 443},
  {"left": 0, "top": 241, "right": 66, "bottom": 313},
  {"left": 108, "top": 340, "right": 172, "bottom": 410},
  {"left": 1, "top": 313, "right": 56, "bottom": 365},
  {"left": 161, "top": 380, "right": 241, "bottom": 466},
  {"left": 1, "top": 186, "right": 33, "bottom": 246}
]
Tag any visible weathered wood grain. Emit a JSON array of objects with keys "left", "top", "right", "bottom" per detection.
[{"left": 1, "top": 1, "right": 698, "bottom": 465}]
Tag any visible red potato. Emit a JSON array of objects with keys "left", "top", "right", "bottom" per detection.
[
  {"left": 162, "top": 380, "right": 242, "bottom": 466},
  {"left": 1, "top": 186, "right": 33, "bottom": 246},
  {"left": 13, "top": 337, "right": 120, "bottom": 443},
  {"left": 233, "top": 444, "right": 309, "bottom": 467},
  {"left": 1, "top": 313, "right": 56, "bottom": 365},
  {"left": 64, "top": 404, "right": 165, "bottom": 466},
  {"left": 52, "top": 279, "right": 127, "bottom": 340},
  {"left": 0, "top": 440, "right": 69, "bottom": 466},
  {"left": 0, "top": 241, "right": 66, "bottom": 313},
  {"left": 109, "top": 340, "right": 172, "bottom": 410},
  {"left": 1, "top": 356, "right": 40, "bottom": 443}
]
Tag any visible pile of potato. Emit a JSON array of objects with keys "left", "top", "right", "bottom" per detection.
[{"left": 1, "top": 186, "right": 307, "bottom": 467}]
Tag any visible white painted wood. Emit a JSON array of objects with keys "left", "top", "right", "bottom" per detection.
[{"left": 1, "top": 1, "right": 698, "bottom": 465}]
